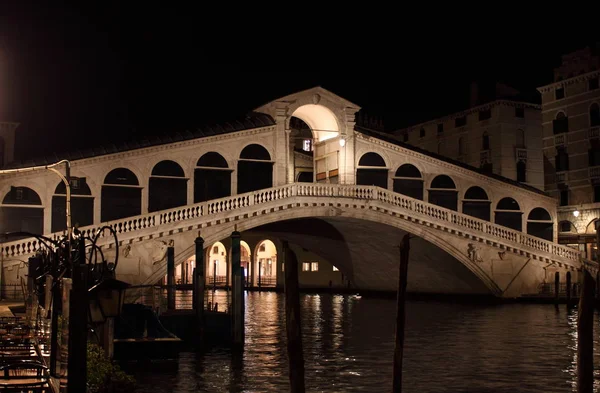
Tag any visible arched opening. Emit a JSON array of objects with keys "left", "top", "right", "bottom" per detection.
[
  {"left": 254, "top": 240, "right": 277, "bottom": 287},
  {"left": 290, "top": 117, "right": 314, "bottom": 183},
  {"left": 516, "top": 161, "right": 527, "bottom": 183},
  {"left": 237, "top": 144, "right": 273, "bottom": 194},
  {"left": 297, "top": 172, "right": 313, "bottom": 183},
  {"left": 527, "top": 207, "right": 553, "bottom": 241},
  {"left": 495, "top": 197, "right": 522, "bottom": 231},
  {"left": 586, "top": 219, "right": 599, "bottom": 261},
  {"left": 393, "top": 164, "right": 423, "bottom": 200},
  {"left": 428, "top": 175, "right": 458, "bottom": 211},
  {"left": 0, "top": 186, "right": 44, "bottom": 236},
  {"left": 241, "top": 241, "right": 251, "bottom": 286},
  {"left": 101, "top": 168, "right": 141, "bottom": 222},
  {"left": 149, "top": 160, "right": 187, "bottom": 212},
  {"left": 559, "top": 220, "right": 576, "bottom": 233},
  {"left": 590, "top": 103, "right": 600, "bottom": 127},
  {"left": 206, "top": 242, "right": 227, "bottom": 287},
  {"left": 195, "top": 152, "right": 232, "bottom": 202},
  {"left": 52, "top": 179, "right": 93, "bottom": 232},
  {"left": 553, "top": 111, "right": 569, "bottom": 134},
  {"left": 462, "top": 186, "right": 490, "bottom": 221},
  {"left": 356, "top": 152, "right": 388, "bottom": 188}
]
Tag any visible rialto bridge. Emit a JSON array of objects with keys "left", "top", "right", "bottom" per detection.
[{"left": 0, "top": 87, "right": 592, "bottom": 298}]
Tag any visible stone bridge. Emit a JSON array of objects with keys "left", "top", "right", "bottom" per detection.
[{"left": 0, "top": 87, "right": 594, "bottom": 297}]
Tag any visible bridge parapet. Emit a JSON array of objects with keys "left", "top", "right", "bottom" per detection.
[{"left": 0, "top": 184, "right": 583, "bottom": 269}]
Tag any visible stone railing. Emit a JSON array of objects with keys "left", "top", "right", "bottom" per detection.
[{"left": 0, "top": 183, "right": 582, "bottom": 265}]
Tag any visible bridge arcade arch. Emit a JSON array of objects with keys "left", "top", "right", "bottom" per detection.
[
  {"left": 51, "top": 179, "right": 93, "bottom": 232},
  {"left": 149, "top": 160, "right": 187, "bottom": 213},
  {"left": 101, "top": 168, "right": 142, "bottom": 222}
]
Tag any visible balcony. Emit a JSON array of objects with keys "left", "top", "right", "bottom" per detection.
[
  {"left": 589, "top": 126, "right": 600, "bottom": 139},
  {"left": 556, "top": 172, "right": 568, "bottom": 184},
  {"left": 480, "top": 150, "right": 491, "bottom": 165},
  {"left": 589, "top": 166, "right": 600, "bottom": 179},
  {"left": 515, "top": 148, "right": 527, "bottom": 161},
  {"left": 555, "top": 134, "right": 567, "bottom": 146}
]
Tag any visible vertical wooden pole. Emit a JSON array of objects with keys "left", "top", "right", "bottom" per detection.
[
  {"left": 283, "top": 241, "right": 305, "bottom": 393},
  {"left": 577, "top": 268, "right": 595, "bottom": 393},
  {"left": 392, "top": 234, "right": 410, "bottom": 393},
  {"left": 231, "top": 231, "right": 244, "bottom": 349},
  {"left": 555, "top": 272, "right": 560, "bottom": 307},
  {"left": 167, "top": 246, "right": 175, "bottom": 310},
  {"left": 566, "top": 271, "right": 572, "bottom": 307},
  {"left": 195, "top": 236, "right": 205, "bottom": 341}
]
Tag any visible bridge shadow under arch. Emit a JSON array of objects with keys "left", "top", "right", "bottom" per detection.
[{"left": 248, "top": 217, "right": 493, "bottom": 295}]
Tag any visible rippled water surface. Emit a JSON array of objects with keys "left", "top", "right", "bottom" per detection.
[{"left": 130, "top": 291, "right": 600, "bottom": 392}]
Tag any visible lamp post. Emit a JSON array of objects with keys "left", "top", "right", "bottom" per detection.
[{"left": 89, "top": 278, "right": 131, "bottom": 359}]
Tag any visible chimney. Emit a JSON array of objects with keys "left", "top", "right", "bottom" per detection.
[{"left": 469, "top": 81, "right": 479, "bottom": 108}]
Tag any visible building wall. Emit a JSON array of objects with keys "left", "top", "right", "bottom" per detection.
[
  {"left": 539, "top": 45, "right": 600, "bottom": 260},
  {"left": 394, "top": 101, "right": 543, "bottom": 190}
]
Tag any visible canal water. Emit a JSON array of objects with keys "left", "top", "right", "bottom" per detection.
[{"left": 130, "top": 290, "right": 600, "bottom": 392}]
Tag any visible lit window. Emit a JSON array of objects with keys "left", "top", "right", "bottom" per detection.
[
  {"left": 333, "top": 266, "right": 339, "bottom": 271},
  {"left": 213, "top": 246, "right": 219, "bottom": 254},
  {"left": 311, "top": 262, "right": 319, "bottom": 272},
  {"left": 303, "top": 139, "right": 312, "bottom": 152},
  {"left": 302, "top": 262, "right": 310, "bottom": 272}
]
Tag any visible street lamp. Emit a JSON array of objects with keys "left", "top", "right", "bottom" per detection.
[
  {"left": 88, "top": 278, "right": 131, "bottom": 323},
  {"left": 573, "top": 210, "right": 580, "bottom": 218}
]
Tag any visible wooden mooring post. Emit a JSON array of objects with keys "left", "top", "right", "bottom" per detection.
[
  {"left": 167, "top": 246, "right": 175, "bottom": 310},
  {"left": 283, "top": 241, "right": 305, "bottom": 393},
  {"left": 194, "top": 235, "right": 205, "bottom": 343},
  {"left": 577, "top": 268, "right": 595, "bottom": 393},
  {"left": 231, "top": 230, "right": 244, "bottom": 349},
  {"left": 392, "top": 234, "right": 410, "bottom": 393}
]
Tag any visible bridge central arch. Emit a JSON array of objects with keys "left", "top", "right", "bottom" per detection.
[{"left": 142, "top": 204, "right": 503, "bottom": 296}]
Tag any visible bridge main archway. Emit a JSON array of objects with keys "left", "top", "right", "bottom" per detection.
[{"left": 139, "top": 203, "right": 510, "bottom": 296}]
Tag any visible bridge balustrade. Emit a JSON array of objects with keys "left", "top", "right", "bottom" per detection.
[{"left": 0, "top": 184, "right": 585, "bottom": 269}]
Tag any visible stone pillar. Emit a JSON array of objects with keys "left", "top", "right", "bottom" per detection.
[
  {"left": 273, "top": 107, "right": 288, "bottom": 187},
  {"left": 187, "top": 176, "right": 194, "bottom": 205},
  {"left": 231, "top": 231, "right": 244, "bottom": 349}
]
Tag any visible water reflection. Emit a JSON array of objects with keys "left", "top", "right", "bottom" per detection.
[{"left": 131, "top": 290, "right": 600, "bottom": 393}]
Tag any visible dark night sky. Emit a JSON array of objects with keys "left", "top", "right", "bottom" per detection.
[{"left": 0, "top": 4, "right": 598, "bottom": 162}]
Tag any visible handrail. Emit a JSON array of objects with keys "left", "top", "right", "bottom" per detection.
[{"left": 0, "top": 183, "right": 583, "bottom": 266}]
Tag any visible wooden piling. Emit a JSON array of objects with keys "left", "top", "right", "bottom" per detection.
[
  {"left": 577, "top": 268, "right": 595, "bottom": 393},
  {"left": 167, "top": 246, "right": 175, "bottom": 310},
  {"left": 555, "top": 272, "right": 560, "bottom": 307},
  {"left": 566, "top": 271, "right": 572, "bottom": 307},
  {"left": 231, "top": 231, "right": 244, "bottom": 349},
  {"left": 283, "top": 241, "right": 305, "bottom": 393},
  {"left": 194, "top": 236, "right": 205, "bottom": 342},
  {"left": 392, "top": 234, "right": 410, "bottom": 393}
]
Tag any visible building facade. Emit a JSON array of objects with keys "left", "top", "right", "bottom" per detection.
[
  {"left": 393, "top": 86, "right": 544, "bottom": 191},
  {"left": 538, "top": 44, "right": 600, "bottom": 260}
]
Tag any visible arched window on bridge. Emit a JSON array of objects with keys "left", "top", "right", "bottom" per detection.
[
  {"left": 428, "top": 175, "right": 458, "bottom": 211},
  {"left": 0, "top": 186, "right": 44, "bottom": 237},
  {"left": 297, "top": 172, "right": 313, "bottom": 183},
  {"left": 238, "top": 144, "right": 273, "bottom": 194},
  {"left": 149, "top": 160, "right": 187, "bottom": 212},
  {"left": 195, "top": 152, "right": 232, "bottom": 203},
  {"left": 357, "top": 152, "right": 388, "bottom": 189},
  {"left": 101, "top": 168, "right": 141, "bottom": 222},
  {"left": 52, "top": 178, "right": 93, "bottom": 233},
  {"left": 495, "top": 197, "right": 522, "bottom": 231},
  {"left": 206, "top": 242, "right": 228, "bottom": 287},
  {"left": 393, "top": 164, "right": 423, "bottom": 200},
  {"left": 254, "top": 240, "right": 277, "bottom": 288},
  {"left": 527, "top": 207, "right": 553, "bottom": 241},
  {"left": 462, "top": 186, "right": 490, "bottom": 221}
]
